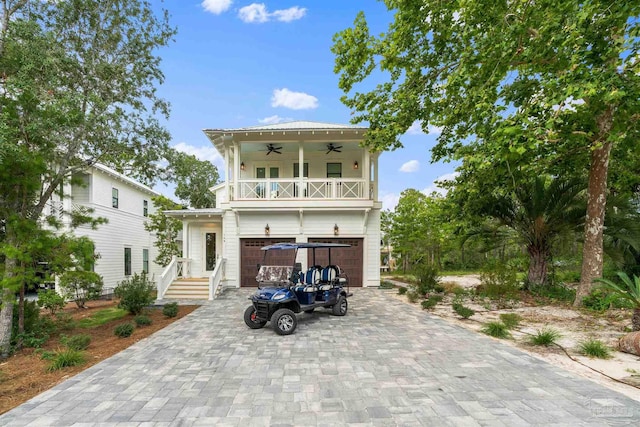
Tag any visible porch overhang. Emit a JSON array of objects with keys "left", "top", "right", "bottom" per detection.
[{"left": 164, "top": 208, "right": 224, "bottom": 219}]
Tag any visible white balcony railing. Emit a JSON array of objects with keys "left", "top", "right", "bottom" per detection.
[{"left": 234, "top": 178, "right": 369, "bottom": 200}]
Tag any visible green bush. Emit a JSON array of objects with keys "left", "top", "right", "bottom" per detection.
[
  {"left": 37, "top": 289, "right": 66, "bottom": 315},
  {"left": 162, "top": 302, "right": 179, "bottom": 318},
  {"left": 579, "top": 339, "right": 612, "bottom": 359},
  {"left": 452, "top": 303, "right": 475, "bottom": 319},
  {"left": 413, "top": 263, "right": 441, "bottom": 295},
  {"left": 11, "top": 300, "right": 41, "bottom": 345},
  {"left": 480, "top": 321, "right": 510, "bottom": 338},
  {"left": 581, "top": 288, "right": 632, "bottom": 311},
  {"left": 499, "top": 313, "right": 522, "bottom": 329},
  {"left": 46, "top": 348, "right": 86, "bottom": 372},
  {"left": 477, "top": 263, "right": 520, "bottom": 300},
  {"left": 421, "top": 295, "right": 443, "bottom": 310},
  {"left": 398, "top": 286, "right": 407, "bottom": 295},
  {"left": 55, "top": 312, "right": 76, "bottom": 331},
  {"left": 114, "top": 323, "right": 134, "bottom": 338},
  {"left": 135, "top": 314, "right": 152, "bottom": 326},
  {"left": 530, "top": 328, "right": 562, "bottom": 346},
  {"left": 531, "top": 284, "right": 576, "bottom": 303},
  {"left": 115, "top": 272, "right": 155, "bottom": 315},
  {"left": 406, "top": 290, "right": 420, "bottom": 303},
  {"left": 59, "top": 270, "right": 104, "bottom": 308},
  {"left": 15, "top": 332, "right": 48, "bottom": 349},
  {"left": 62, "top": 334, "right": 91, "bottom": 351},
  {"left": 379, "top": 280, "right": 395, "bottom": 289}
]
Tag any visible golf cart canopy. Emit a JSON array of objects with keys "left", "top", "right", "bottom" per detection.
[{"left": 261, "top": 242, "right": 351, "bottom": 250}]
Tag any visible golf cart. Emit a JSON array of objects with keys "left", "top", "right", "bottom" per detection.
[{"left": 243, "top": 242, "right": 352, "bottom": 335}]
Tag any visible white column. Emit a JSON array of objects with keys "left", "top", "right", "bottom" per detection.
[
  {"left": 298, "top": 142, "right": 304, "bottom": 199},
  {"left": 224, "top": 145, "right": 230, "bottom": 202},
  {"left": 373, "top": 153, "right": 379, "bottom": 201},
  {"left": 364, "top": 150, "right": 371, "bottom": 199},
  {"left": 233, "top": 141, "right": 239, "bottom": 200},
  {"left": 182, "top": 220, "right": 189, "bottom": 260}
]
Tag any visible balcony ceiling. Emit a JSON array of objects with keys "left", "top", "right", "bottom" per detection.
[{"left": 239, "top": 141, "right": 362, "bottom": 154}]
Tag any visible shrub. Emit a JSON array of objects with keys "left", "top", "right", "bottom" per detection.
[
  {"left": 115, "top": 272, "right": 155, "bottom": 315},
  {"left": 499, "top": 313, "right": 522, "bottom": 329},
  {"left": 62, "top": 334, "right": 91, "bottom": 351},
  {"left": 421, "top": 295, "right": 443, "bottom": 310},
  {"left": 406, "top": 290, "right": 420, "bottom": 303},
  {"left": 443, "top": 282, "right": 466, "bottom": 295},
  {"left": 379, "top": 280, "right": 395, "bottom": 289},
  {"left": 452, "top": 303, "right": 475, "bottom": 319},
  {"left": 163, "top": 302, "right": 179, "bottom": 318},
  {"left": 531, "top": 284, "right": 576, "bottom": 303},
  {"left": 477, "top": 263, "right": 520, "bottom": 300},
  {"left": 480, "top": 322, "right": 510, "bottom": 339},
  {"left": 135, "top": 314, "right": 152, "bottom": 326},
  {"left": 59, "top": 270, "right": 104, "bottom": 308},
  {"left": 398, "top": 286, "right": 407, "bottom": 295},
  {"left": 15, "top": 332, "right": 48, "bottom": 349},
  {"left": 114, "top": 323, "right": 134, "bottom": 338},
  {"left": 46, "top": 348, "right": 86, "bottom": 372},
  {"left": 579, "top": 339, "right": 612, "bottom": 359},
  {"left": 529, "top": 328, "right": 562, "bottom": 346},
  {"left": 37, "top": 289, "right": 66, "bottom": 315},
  {"left": 55, "top": 312, "right": 76, "bottom": 331},
  {"left": 413, "top": 263, "right": 441, "bottom": 295}
]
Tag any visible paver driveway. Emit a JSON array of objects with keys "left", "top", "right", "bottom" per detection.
[{"left": 1, "top": 288, "right": 639, "bottom": 426}]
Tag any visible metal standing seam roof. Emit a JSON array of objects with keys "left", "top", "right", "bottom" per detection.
[{"left": 204, "top": 120, "right": 367, "bottom": 133}]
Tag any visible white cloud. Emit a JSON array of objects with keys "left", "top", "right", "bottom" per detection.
[
  {"left": 201, "top": 0, "right": 232, "bottom": 15},
  {"left": 271, "top": 88, "right": 318, "bottom": 110},
  {"left": 399, "top": 160, "right": 420, "bottom": 173},
  {"left": 406, "top": 120, "right": 442, "bottom": 135},
  {"left": 238, "top": 3, "right": 306, "bottom": 23},
  {"left": 381, "top": 193, "right": 400, "bottom": 211},
  {"left": 422, "top": 172, "right": 459, "bottom": 196},
  {"left": 238, "top": 3, "right": 269, "bottom": 23},
  {"left": 272, "top": 6, "right": 306, "bottom": 22},
  {"left": 258, "top": 115, "right": 293, "bottom": 124},
  {"left": 173, "top": 142, "right": 223, "bottom": 166}
]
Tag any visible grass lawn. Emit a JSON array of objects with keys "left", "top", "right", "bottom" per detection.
[{"left": 76, "top": 307, "right": 127, "bottom": 328}]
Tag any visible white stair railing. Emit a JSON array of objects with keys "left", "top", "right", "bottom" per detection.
[
  {"left": 209, "top": 257, "right": 226, "bottom": 300},
  {"left": 157, "top": 256, "right": 178, "bottom": 300}
]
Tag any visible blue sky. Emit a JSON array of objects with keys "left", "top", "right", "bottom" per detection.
[{"left": 154, "top": 0, "right": 459, "bottom": 210}]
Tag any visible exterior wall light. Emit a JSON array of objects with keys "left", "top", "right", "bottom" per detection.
[
  {"left": 334, "top": 224, "right": 339, "bottom": 236},
  {"left": 265, "top": 224, "right": 270, "bottom": 235},
  {"left": 353, "top": 161, "right": 359, "bottom": 170},
  {"left": 240, "top": 162, "right": 245, "bottom": 171}
]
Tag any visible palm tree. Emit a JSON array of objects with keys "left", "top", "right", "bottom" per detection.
[
  {"left": 596, "top": 272, "right": 640, "bottom": 331},
  {"left": 477, "top": 176, "right": 585, "bottom": 288}
]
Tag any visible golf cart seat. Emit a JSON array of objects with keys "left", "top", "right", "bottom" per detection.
[
  {"left": 303, "top": 266, "right": 321, "bottom": 286},
  {"left": 318, "top": 265, "right": 340, "bottom": 290}
]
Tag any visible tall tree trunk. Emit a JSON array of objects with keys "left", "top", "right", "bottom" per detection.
[
  {"left": 0, "top": 257, "right": 17, "bottom": 359},
  {"left": 575, "top": 140, "right": 613, "bottom": 306},
  {"left": 527, "top": 245, "right": 549, "bottom": 288}
]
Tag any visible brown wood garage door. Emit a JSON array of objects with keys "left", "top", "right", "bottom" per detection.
[
  {"left": 308, "top": 238, "right": 364, "bottom": 287},
  {"left": 240, "top": 238, "right": 295, "bottom": 287}
]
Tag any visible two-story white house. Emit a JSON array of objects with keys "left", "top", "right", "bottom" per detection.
[
  {"left": 47, "top": 163, "right": 164, "bottom": 290},
  {"left": 160, "top": 121, "right": 382, "bottom": 299}
]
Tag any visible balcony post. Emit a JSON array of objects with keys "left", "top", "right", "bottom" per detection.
[
  {"left": 298, "top": 142, "right": 304, "bottom": 199},
  {"left": 364, "top": 150, "right": 371, "bottom": 199},
  {"left": 233, "top": 141, "right": 239, "bottom": 201}
]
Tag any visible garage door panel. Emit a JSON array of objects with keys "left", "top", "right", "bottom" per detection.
[
  {"left": 240, "top": 238, "right": 295, "bottom": 287},
  {"left": 308, "top": 238, "right": 363, "bottom": 287}
]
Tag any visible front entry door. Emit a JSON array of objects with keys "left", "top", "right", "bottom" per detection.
[{"left": 203, "top": 232, "right": 216, "bottom": 274}]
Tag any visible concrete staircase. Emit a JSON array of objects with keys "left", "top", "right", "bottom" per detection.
[{"left": 163, "top": 277, "right": 209, "bottom": 300}]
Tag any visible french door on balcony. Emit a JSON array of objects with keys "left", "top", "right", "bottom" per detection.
[{"left": 256, "top": 167, "right": 279, "bottom": 198}]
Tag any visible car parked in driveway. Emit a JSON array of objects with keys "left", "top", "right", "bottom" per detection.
[{"left": 243, "top": 242, "right": 352, "bottom": 335}]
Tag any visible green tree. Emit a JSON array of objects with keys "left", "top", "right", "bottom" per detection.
[
  {"left": 0, "top": 0, "right": 175, "bottom": 358},
  {"left": 166, "top": 149, "right": 219, "bottom": 209},
  {"left": 333, "top": 1, "right": 640, "bottom": 305},
  {"left": 144, "top": 195, "right": 183, "bottom": 267}
]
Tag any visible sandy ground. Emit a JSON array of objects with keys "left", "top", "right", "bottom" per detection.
[{"left": 386, "top": 277, "right": 640, "bottom": 403}]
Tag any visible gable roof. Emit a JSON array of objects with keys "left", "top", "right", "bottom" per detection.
[{"left": 92, "top": 163, "right": 161, "bottom": 197}]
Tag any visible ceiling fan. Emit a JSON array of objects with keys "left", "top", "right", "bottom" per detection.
[
  {"left": 265, "top": 144, "right": 282, "bottom": 155},
  {"left": 326, "top": 143, "right": 342, "bottom": 154}
]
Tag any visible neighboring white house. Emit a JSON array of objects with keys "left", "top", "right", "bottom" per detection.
[
  {"left": 46, "top": 163, "right": 164, "bottom": 290},
  {"left": 161, "top": 121, "right": 382, "bottom": 299}
]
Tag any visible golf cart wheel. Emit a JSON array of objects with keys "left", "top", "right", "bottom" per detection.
[
  {"left": 272, "top": 308, "right": 297, "bottom": 335},
  {"left": 244, "top": 305, "right": 267, "bottom": 329},
  {"left": 304, "top": 308, "right": 315, "bottom": 314},
  {"left": 332, "top": 295, "right": 348, "bottom": 316}
]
